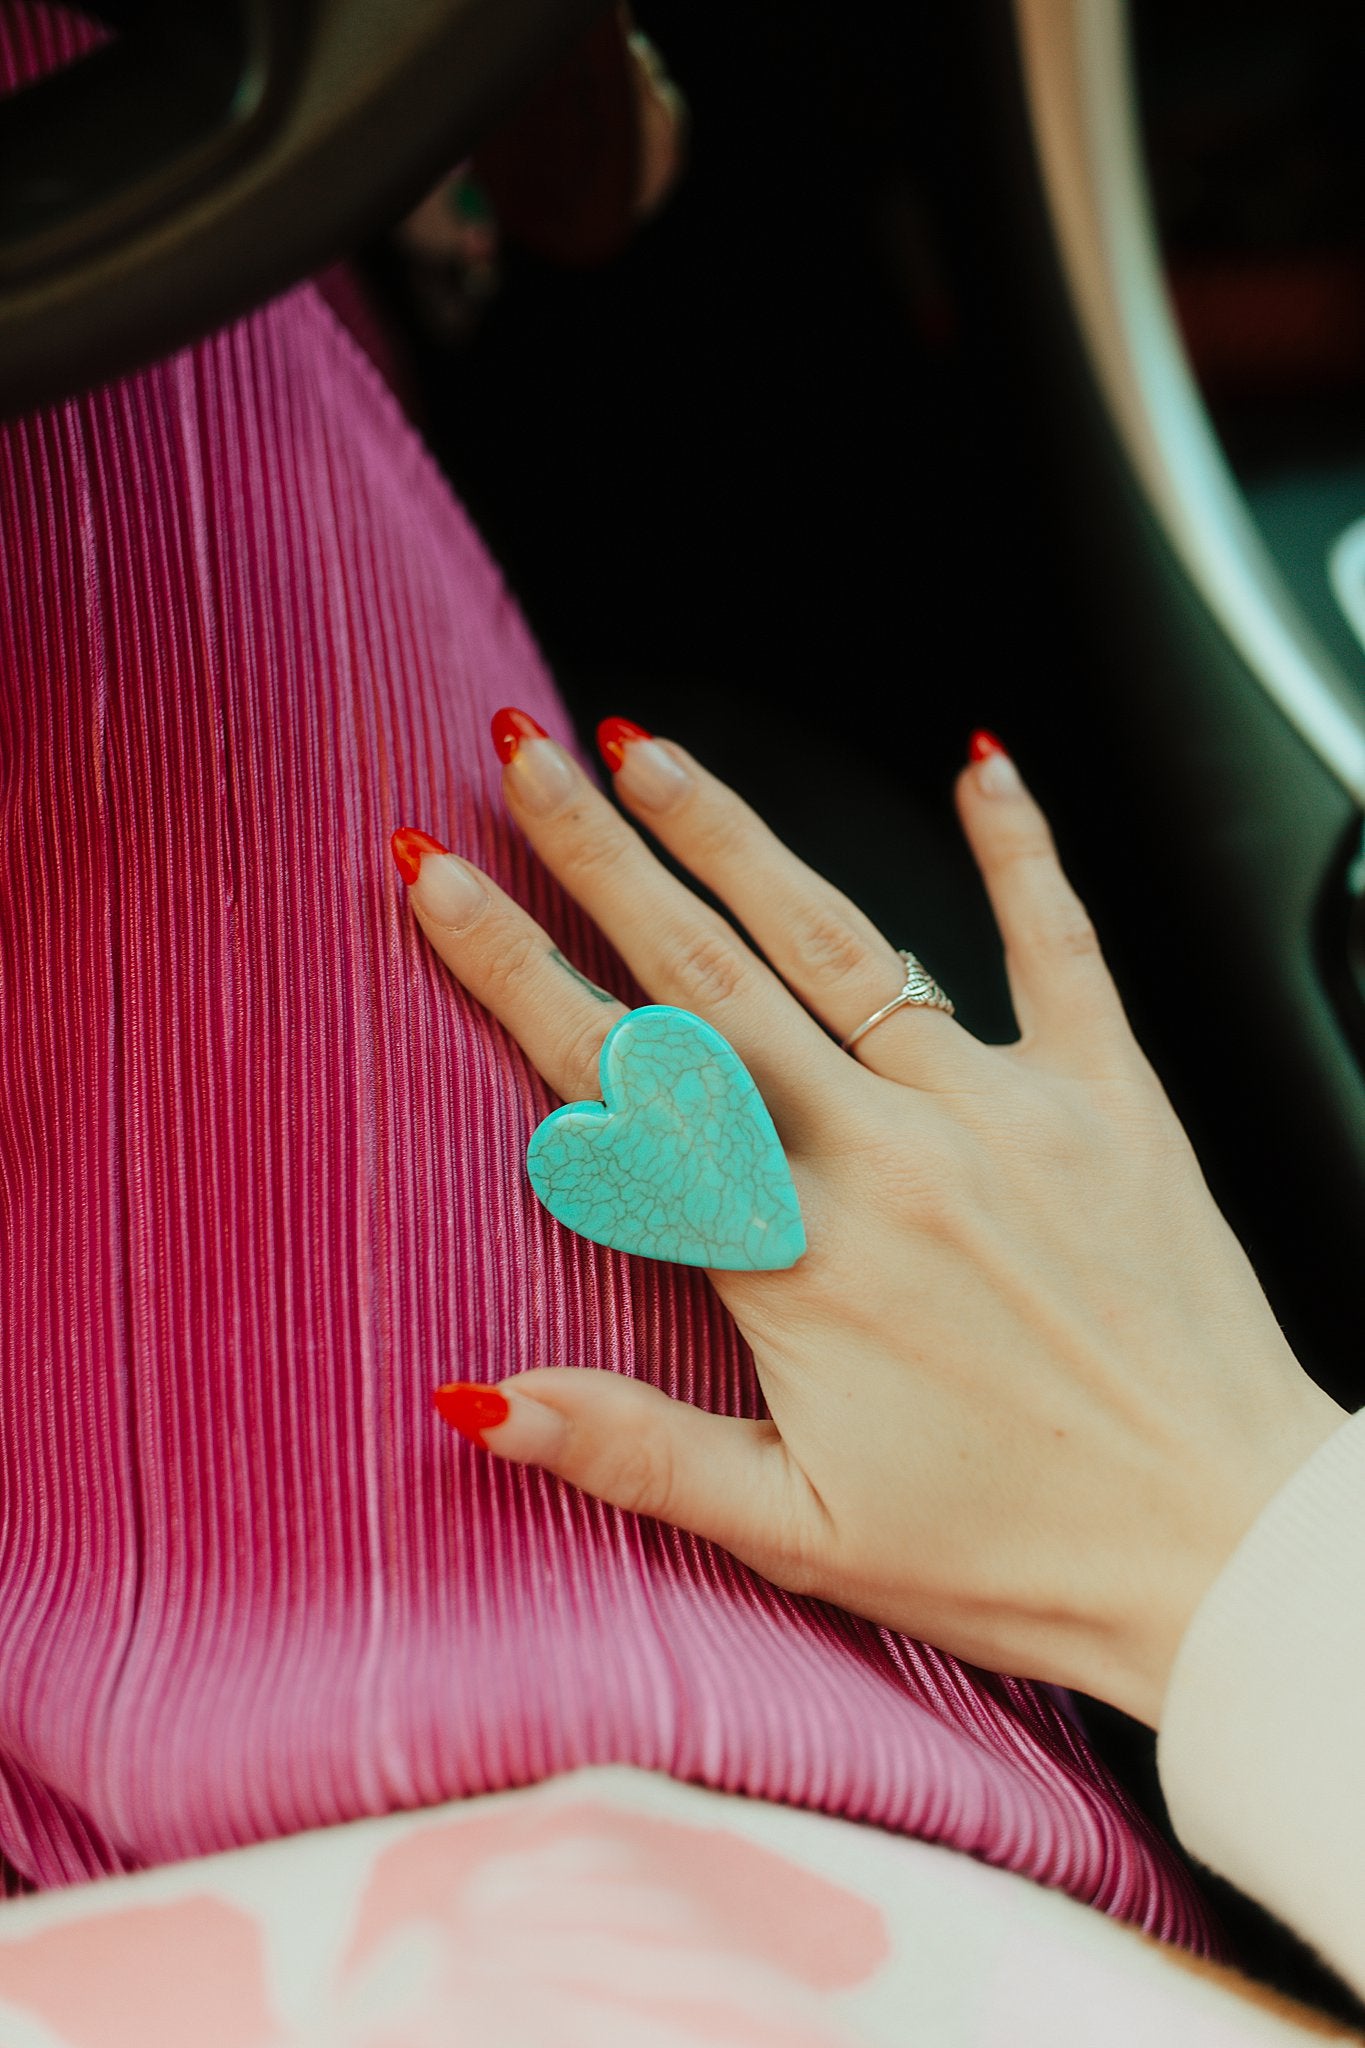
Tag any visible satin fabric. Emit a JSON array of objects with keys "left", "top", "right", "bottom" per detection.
[{"left": 0, "top": 1, "right": 1215, "bottom": 1950}]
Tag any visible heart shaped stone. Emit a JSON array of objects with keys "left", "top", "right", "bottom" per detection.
[{"left": 526, "top": 1005, "right": 806, "bottom": 1270}]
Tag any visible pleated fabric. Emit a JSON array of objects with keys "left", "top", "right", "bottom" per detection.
[{"left": 0, "top": 1, "right": 1218, "bottom": 1951}]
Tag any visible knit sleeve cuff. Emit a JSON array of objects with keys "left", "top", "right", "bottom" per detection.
[{"left": 1157, "top": 1402, "right": 1365, "bottom": 1995}]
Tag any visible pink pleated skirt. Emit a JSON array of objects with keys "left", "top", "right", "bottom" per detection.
[{"left": 0, "top": 0, "right": 1216, "bottom": 1952}]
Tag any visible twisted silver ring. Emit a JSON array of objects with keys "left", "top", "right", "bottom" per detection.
[{"left": 840, "top": 950, "right": 955, "bottom": 1053}]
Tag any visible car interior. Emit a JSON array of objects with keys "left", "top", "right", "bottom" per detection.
[{"left": 3, "top": 0, "right": 1363, "bottom": 2022}]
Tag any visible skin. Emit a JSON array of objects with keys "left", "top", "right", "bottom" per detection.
[{"left": 402, "top": 729, "right": 1347, "bottom": 1729}]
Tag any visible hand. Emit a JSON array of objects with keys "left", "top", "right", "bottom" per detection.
[{"left": 392, "top": 713, "right": 1346, "bottom": 1728}]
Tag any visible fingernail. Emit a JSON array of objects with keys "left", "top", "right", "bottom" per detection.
[
  {"left": 491, "top": 706, "right": 549, "bottom": 764},
  {"left": 503, "top": 737, "right": 577, "bottom": 815},
  {"left": 968, "top": 730, "right": 1022, "bottom": 797},
  {"left": 491, "top": 705, "right": 577, "bottom": 812},
  {"left": 413, "top": 853, "right": 488, "bottom": 929},
  {"left": 432, "top": 1382, "right": 568, "bottom": 1462},
  {"left": 598, "top": 716, "right": 690, "bottom": 812},
  {"left": 390, "top": 826, "right": 449, "bottom": 886},
  {"left": 596, "top": 715, "right": 652, "bottom": 771},
  {"left": 433, "top": 1383, "right": 508, "bottom": 1448}
]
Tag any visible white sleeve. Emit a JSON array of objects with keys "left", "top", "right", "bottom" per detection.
[{"left": 1157, "top": 1402, "right": 1365, "bottom": 2000}]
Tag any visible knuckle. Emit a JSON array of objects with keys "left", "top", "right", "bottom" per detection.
[
  {"left": 990, "top": 826, "right": 1103, "bottom": 963},
  {"left": 754, "top": 1466, "right": 841, "bottom": 1599},
  {"left": 1015, "top": 902, "right": 1101, "bottom": 964},
  {"left": 687, "top": 799, "right": 753, "bottom": 870},
  {"left": 898, "top": 1167, "right": 970, "bottom": 1238},
  {"left": 761, "top": 1527, "right": 825, "bottom": 1601},
  {"left": 475, "top": 925, "right": 542, "bottom": 1004},
  {"left": 668, "top": 925, "right": 747, "bottom": 1009},
  {"left": 1019, "top": 905, "right": 1105, "bottom": 958},
  {"left": 896, "top": 1146, "right": 974, "bottom": 1233},
  {"left": 994, "top": 834, "right": 1058, "bottom": 883},
  {"left": 847, "top": 1119, "right": 966, "bottom": 1230},
  {"left": 558, "top": 1014, "right": 615, "bottom": 1097},
  {"left": 786, "top": 901, "right": 874, "bottom": 991},
  {"left": 557, "top": 814, "right": 634, "bottom": 889},
  {"left": 999, "top": 1099, "right": 1091, "bottom": 1176},
  {"left": 1047, "top": 907, "right": 1101, "bottom": 961},
  {"left": 596, "top": 1423, "right": 677, "bottom": 1524}
]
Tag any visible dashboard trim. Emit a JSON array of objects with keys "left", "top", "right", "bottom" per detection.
[{"left": 1012, "top": 0, "right": 1365, "bottom": 804}]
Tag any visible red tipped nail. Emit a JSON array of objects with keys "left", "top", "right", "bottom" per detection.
[
  {"left": 433, "top": 1383, "right": 510, "bottom": 1449},
  {"left": 391, "top": 827, "right": 450, "bottom": 885},
  {"left": 596, "top": 716, "right": 653, "bottom": 773},
  {"left": 968, "top": 730, "right": 1008, "bottom": 762},
  {"left": 491, "top": 707, "right": 549, "bottom": 765}
]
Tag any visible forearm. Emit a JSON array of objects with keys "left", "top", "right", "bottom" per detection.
[{"left": 1158, "top": 1403, "right": 1365, "bottom": 2000}]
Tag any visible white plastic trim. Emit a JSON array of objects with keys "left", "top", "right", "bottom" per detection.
[
  {"left": 1013, "top": 0, "right": 1365, "bottom": 802},
  {"left": 1328, "top": 517, "right": 1365, "bottom": 664}
]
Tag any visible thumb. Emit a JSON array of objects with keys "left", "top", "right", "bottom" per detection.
[{"left": 433, "top": 1369, "right": 812, "bottom": 1571}]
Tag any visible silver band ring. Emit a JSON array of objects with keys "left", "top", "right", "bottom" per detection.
[{"left": 840, "top": 950, "right": 955, "bottom": 1052}]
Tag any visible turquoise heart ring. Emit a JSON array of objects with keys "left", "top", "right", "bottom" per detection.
[{"left": 526, "top": 1005, "right": 806, "bottom": 1270}]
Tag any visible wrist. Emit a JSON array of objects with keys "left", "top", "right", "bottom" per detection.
[{"left": 1088, "top": 1380, "right": 1350, "bottom": 1729}]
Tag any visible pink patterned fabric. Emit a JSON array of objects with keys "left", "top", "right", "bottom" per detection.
[
  {"left": 0, "top": 1, "right": 1216, "bottom": 1950},
  {"left": 0, "top": 1777, "right": 1295, "bottom": 2048}
]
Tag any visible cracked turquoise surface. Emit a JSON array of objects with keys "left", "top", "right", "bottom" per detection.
[{"left": 527, "top": 1005, "right": 806, "bottom": 1271}]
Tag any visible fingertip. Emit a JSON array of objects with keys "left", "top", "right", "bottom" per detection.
[
  {"left": 598, "top": 720, "right": 693, "bottom": 813},
  {"left": 596, "top": 715, "right": 653, "bottom": 773},
  {"left": 391, "top": 826, "right": 449, "bottom": 886},
  {"left": 962, "top": 731, "right": 1025, "bottom": 802},
  {"left": 491, "top": 706, "right": 550, "bottom": 766},
  {"left": 968, "top": 728, "right": 1007, "bottom": 763},
  {"left": 433, "top": 1380, "right": 570, "bottom": 1464},
  {"left": 432, "top": 1381, "right": 508, "bottom": 1448}
]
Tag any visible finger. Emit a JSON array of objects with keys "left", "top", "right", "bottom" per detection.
[
  {"left": 492, "top": 710, "right": 843, "bottom": 1138},
  {"left": 433, "top": 1369, "right": 826, "bottom": 1588},
  {"left": 598, "top": 717, "right": 979, "bottom": 1088},
  {"left": 953, "top": 735, "right": 1130, "bottom": 1061},
  {"left": 393, "top": 827, "right": 628, "bottom": 1104}
]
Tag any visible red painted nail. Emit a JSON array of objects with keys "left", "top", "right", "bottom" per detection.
[
  {"left": 596, "top": 715, "right": 654, "bottom": 773},
  {"left": 433, "top": 1382, "right": 510, "bottom": 1449},
  {"left": 491, "top": 707, "right": 549, "bottom": 765},
  {"left": 968, "top": 730, "right": 1008, "bottom": 762},
  {"left": 390, "top": 827, "right": 450, "bottom": 885}
]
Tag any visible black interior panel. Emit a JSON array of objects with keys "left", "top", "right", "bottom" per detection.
[{"left": 406, "top": 3, "right": 1365, "bottom": 1406}]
